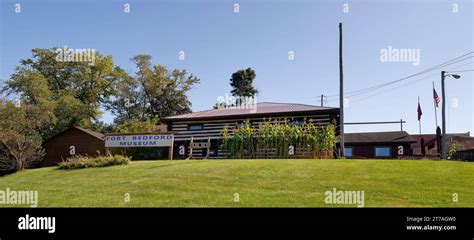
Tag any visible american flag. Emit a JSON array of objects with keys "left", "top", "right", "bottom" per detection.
[
  {"left": 433, "top": 88, "right": 440, "bottom": 107},
  {"left": 417, "top": 102, "right": 423, "bottom": 121}
]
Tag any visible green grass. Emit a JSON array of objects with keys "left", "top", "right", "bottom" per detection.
[{"left": 0, "top": 159, "right": 472, "bottom": 207}]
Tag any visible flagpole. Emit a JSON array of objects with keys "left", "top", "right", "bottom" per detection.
[
  {"left": 418, "top": 96, "right": 422, "bottom": 135},
  {"left": 432, "top": 81, "right": 438, "bottom": 128}
]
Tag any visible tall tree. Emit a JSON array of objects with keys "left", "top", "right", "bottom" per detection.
[
  {"left": 230, "top": 68, "right": 258, "bottom": 98},
  {"left": 106, "top": 54, "right": 200, "bottom": 124},
  {"left": 2, "top": 48, "right": 117, "bottom": 139}
]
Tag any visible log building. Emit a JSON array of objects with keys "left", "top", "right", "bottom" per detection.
[{"left": 162, "top": 102, "right": 340, "bottom": 159}]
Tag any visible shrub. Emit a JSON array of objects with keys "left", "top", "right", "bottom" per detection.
[
  {"left": 0, "top": 101, "right": 46, "bottom": 173},
  {"left": 58, "top": 154, "right": 131, "bottom": 170},
  {"left": 447, "top": 140, "right": 460, "bottom": 160},
  {"left": 0, "top": 130, "right": 45, "bottom": 173}
]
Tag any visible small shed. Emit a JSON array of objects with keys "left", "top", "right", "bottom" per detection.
[{"left": 41, "top": 126, "right": 106, "bottom": 167}]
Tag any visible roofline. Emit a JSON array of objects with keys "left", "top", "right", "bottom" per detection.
[
  {"left": 42, "top": 126, "right": 104, "bottom": 145},
  {"left": 344, "top": 131, "right": 471, "bottom": 137},
  {"left": 162, "top": 108, "right": 340, "bottom": 122},
  {"left": 164, "top": 102, "right": 337, "bottom": 120},
  {"left": 410, "top": 132, "right": 470, "bottom": 137},
  {"left": 257, "top": 101, "right": 336, "bottom": 108},
  {"left": 345, "top": 131, "right": 410, "bottom": 134},
  {"left": 73, "top": 126, "right": 105, "bottom": 141},
  {"left": 338, "top": 131, "right": 417, "bottom": 144},
  {"left": 340, "top": 140, "right": 418, "bottom": 144},
  {"left": 106, "top": 131, "right": 176, "bottom": 136}
]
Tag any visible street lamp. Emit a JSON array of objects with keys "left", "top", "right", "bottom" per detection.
[
  {"left": 441, "top": 71, "right": 461, "bottom": 159},
  {"left": 450, "top": 74, "right": 461, "bottom": 79}
]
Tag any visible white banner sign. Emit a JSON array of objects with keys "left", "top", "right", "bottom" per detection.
[{"left": 105, "top": 134, "right": 174, "bottom": 148}]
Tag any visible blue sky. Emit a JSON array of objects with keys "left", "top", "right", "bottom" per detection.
[{"left": 1, "top": 0, "right": 473, "bottom": 134}]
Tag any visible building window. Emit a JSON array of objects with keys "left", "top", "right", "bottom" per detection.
[
  {"left": 188, "top": 124, "right": 203, "bottom": 131},
  {"left": 236, "top": 122, "right": 251, "bottom": 129},
  {"left": 337, "top": 147, "right": 353, "bottom": 157},
  {"left": 375, "top": 147, "right": 391, "bottom": 157},
  {"left": 346, "top": 147, "right": 353, "bottom": 157}
]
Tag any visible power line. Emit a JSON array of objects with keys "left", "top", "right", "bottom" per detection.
[
  {"left": 277, "top": 57, "right": 466, "bottom": 103},
  {"left": 260, "top": 52, "right": 473, "bottom": 104},
  {"left": 448, "top": 69, "right": 474, "bottom": 73},
  {"left": 344, "top": 57, "right": 473, "bottom": 99},
  {"left": 334, "top": 55, "right": 474, "bottom": 99},
  {"left": 324, "top": 59, "right": 474, "bottom": 104},
  {"left": 348, "top": 60, "right": 474, "bottom": 104},
  {"left": 325, "top": 51, "right": 473, "bottom": 98},
  {"left": 324, "top": 55, "right": 473, "bottom": 101},
  {"left": 348, "top": 52, "right": 473, "bottom": 94}
]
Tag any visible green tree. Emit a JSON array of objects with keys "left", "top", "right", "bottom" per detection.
[
  {"left": 230, "top": 68, "right": 258, "bottom": 98},
  {"left": 214, "top": 68, "right": 258, "bottom": 109},
  {"left": 106, "top": 54, "right": 200, "bottom": 124},
  {"left": 0, "top": 99, "right": 44, "bottom": 173},
  {"left": 3, "top": 48, "right": 118, "bottom": 139},
  {"left": 3, "top": 49, "right": 199, "bottom": 139},
  {"left": 116, "top": 117, "right": 161, "bottom": 133}
]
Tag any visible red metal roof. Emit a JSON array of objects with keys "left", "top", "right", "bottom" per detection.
[{"left": 163, "top": 102, "right": 337, "bottom": 121}]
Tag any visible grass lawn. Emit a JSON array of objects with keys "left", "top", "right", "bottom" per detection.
[{"left": 0, "top": 159, "right": 472, "bottom": 207}]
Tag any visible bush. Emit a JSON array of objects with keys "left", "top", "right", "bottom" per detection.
[
  {"left": 0, "top": 101, "right": 46, "bottom": 174},
  {"left": 0, "top": 130, "right": 45, "bottom": 173},
  {"left": 447, "top": 140, "right": 460, "bottom": 160},
  {"left": 58, "top": 155, "right": 131, "bottom": 170}
]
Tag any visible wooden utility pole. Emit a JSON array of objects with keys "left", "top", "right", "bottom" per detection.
[{"left": 339, "top": 23, "right": 345, "bottom": 157}]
